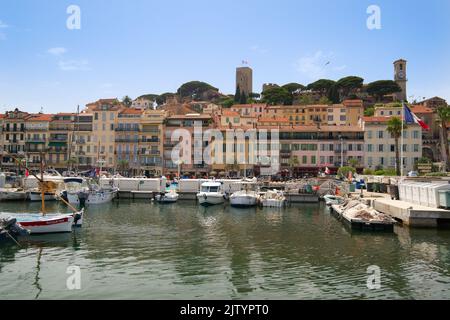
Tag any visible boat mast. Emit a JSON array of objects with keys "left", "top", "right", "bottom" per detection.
[{"left": 40, "top": 153, "right": 45, "bottom": 215}]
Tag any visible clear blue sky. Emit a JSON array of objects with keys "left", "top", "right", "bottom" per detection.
[{"left": 1, "top": 0, "right": 449, "bottom": 113}]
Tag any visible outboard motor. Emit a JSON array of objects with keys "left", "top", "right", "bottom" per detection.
[
  {"left": 73, "top": 209, "right": 83, "bottom": 227},
  {"left": 78, "top": 191, "right": 88, "bottom": 209}
]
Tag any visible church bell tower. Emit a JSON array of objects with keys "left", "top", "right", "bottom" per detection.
[{"left": 394, "top": 59, "right": 407, "bottom": 101}]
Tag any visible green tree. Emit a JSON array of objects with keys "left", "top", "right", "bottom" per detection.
[
  {"left": 288, "top": 155, "right": 299, "bottom": 177},
  {"left": 348, "top": 158, "right": 359, "bottom": 168},
  {"left": 221, "top": 98, "right": 235, "bottom": 108},
  {"left": 366, "top": 80, "right": 402, "bottom": 102},
  {"left": 436, "top": 105, "right": 450, "bottom": 170},
  {"left": 307, "top": 79, "right": 336, "bottom": 94},
  {"left": 327, "top": 84, "right": 340, "bottom": 104},
  {"left": 386, "top": 117, "right": 406, "bottom": 176},
  {"left": 235, "top": 86, "right": 241, "bottom": 103},
  {"left": 318, "top": 96, "right": 332, "bottom": 105},
  {"left": 122, "top": 96, "right": 133, "bottom": 107},
  {"left": 66, "top": 157, "right": 78, "bottom": 171},
  {"left": 117, "top": 159, "right": 130, "bottom": 176},
  {"left": 156, "top": 92, "right": 174, "bottom": 106},
  {"left": 262, "top": 87, "right": 292, "bottom": 105},
  {"left": 337, "top": 166, "right": 356, "bottom": 178},
  {"left": 177, "top": 81, "right": 218, "bottom": 100},
  {"left": 240, "top": 91, "right": 247, "bottom": 104},
  {"left": 364, "top": 106, "right": 375, "bottom": 116},
  {"left": 336, "top": 76, "right": 364, "bottom": 99},
  {"left": 297, "top": 94, "right": 314, "bottom": 105},
  {"left": 282, "top": 83, "right": 305, "bottom": 95}
]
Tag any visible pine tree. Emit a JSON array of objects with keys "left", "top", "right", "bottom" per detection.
[
  {"left": 240, "top": 92, "right": 247, "bottom": 104},
  {"left": 235, "top": 86, "right": 241, "bottom": 103}
]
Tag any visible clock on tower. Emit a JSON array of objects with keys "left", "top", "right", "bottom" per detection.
[{"left": 394, "top": 59, "right": 407, "bottom": 101}]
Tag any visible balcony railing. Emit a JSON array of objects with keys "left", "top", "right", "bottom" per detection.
[
  {"left": 115, "top": 128, "right": 140, "bottom": 132},
  {"left": 115, "top": 138, "right": 140, "bottom": 143},
  {"left": 141, "top": 138, "right": 160, "bottom": 143}
]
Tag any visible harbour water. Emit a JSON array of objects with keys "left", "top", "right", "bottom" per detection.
[{"left": 1, "top": 200, "right": 450, "bottom": 300}]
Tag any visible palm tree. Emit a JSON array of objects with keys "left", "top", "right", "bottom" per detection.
[
  {"left": 387, "top": 117, "right": 406, "bottom": 176},
  {"left": 122, "top": 96, "right": 132, "bottom": 107},
  {"left": 436, "top": 105, "right": 450, "bottom": 171},
  {"left": 288, "top": 156, "right": 299, "bottom": 178},
  {"left": 66, "top": 156, "right": 78, "bottom": 171},
  {"left": 117, "top": 159, "right": 129, "bottom": 176}
]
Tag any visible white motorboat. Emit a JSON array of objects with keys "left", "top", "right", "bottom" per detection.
[
  {"left": 324, "top": 194, "right": 345, "bottom": 206},
  {"left": 0, "top": 210, "right": 84, "bottom": 234},
  {"left": 0, "top": 188, "right": 27, "bottom": 201},
  {"left": 229, "top": 183, "right": 259, "bottom": 207},
  {"left": 28, "top": 189, "right": 57, "bottom": 202},
  {"left": 61, "top": 178, "right": 118, "bottom": 205},
  {"left": 197, "top": 181, "right": 225, "bottom": 206},
  {"left": 155, "top": 189, "right": 179, "bottom": 203},
  {"left": 67, "top": 186, "right": 118, "bottom": 205},
  {"left": 260, "top": 190, "right": 286, "bottom": 208}
]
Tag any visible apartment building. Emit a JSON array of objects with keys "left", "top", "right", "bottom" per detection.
[
  {"left": 115, "top": 108, "right": 143, "bottom": 172},
  {"left": 0, "top": 114, "right": 4, "bottom": 164},
  {"left": 87, "top": 99, "right": 125, "bottom": 170},
  {"left": 47, "top": 113, "right": 75, "bottom": 170},
  {"left": 263, "top": 100, "right": 363, "bottom": 127},
  {"left": 278, "top": 126, "right": 365, "bottom": 175},
  {"left": 163, "top": 114, "right": 213, "bottom": 176},
  {"left": 231, "top": 104, "right": 266, "bottom": 117},
  {"left": 1, "top": 109, "right": 28, "bottom": 169},
  {"left": 362, "top": 117, "right": 422, "bottom": 172},
  {"left": 139, "top": 109, "right": 166, "bottom": 176},
  {"left": 25, "top": 114, "right": 52, "bottom": 168},
  {"left": 71, "top": 112, "right": 95, "bottom": 169}
]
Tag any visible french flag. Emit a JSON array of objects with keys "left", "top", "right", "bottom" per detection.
[{"left": 403, "top": 103, "right": 430, "bottom": 130}]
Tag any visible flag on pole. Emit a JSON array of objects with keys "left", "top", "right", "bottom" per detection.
[{"left": 403, "top": 103, "right": 430, "bottom": 130}]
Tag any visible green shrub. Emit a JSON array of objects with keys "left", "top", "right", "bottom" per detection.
[{"left": 363, "top": 169, "right": 374, "bottom": 175}]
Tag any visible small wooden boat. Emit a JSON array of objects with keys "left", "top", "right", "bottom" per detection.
[
  {"left": 4, "top": 210, "right": 84, "bottom": 234},
  {"left": 259, "top": 190, "right": 286, "bottom": 208},
  {"left": 323, "top": 194, "right": 345, "bottom": 206},
  {"left": 155, "top": 189, "right": 179, "bottom": 203}
]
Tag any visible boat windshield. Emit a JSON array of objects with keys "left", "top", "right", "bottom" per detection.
[{"left": 201, "top": 186, "right": 219, "bottom": 192}]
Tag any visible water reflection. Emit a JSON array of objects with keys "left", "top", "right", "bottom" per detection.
[{"left": 1, "top": 200, "right": 450, "bottom": 299}]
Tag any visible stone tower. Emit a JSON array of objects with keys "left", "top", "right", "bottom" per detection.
[
  {"left": 394, "top": 59, "right": 407, "bottom": 101},
  {"left": 236, "top": 67, "right": 253, "bottom": 98}
]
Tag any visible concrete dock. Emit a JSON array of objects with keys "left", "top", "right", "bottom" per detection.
[{"left": 372, "top": 198, "right": 450, "bottom": 227}]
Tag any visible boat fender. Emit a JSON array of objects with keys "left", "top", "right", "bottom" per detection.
[{"left": 203, "top": 194, "right": 207, "bottom": 200}]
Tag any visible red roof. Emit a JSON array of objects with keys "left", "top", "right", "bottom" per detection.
[
  {"left": 120, "top": 108, "right": 143, "bottom": 115},
  {"left": 222, "top": 110, "right": 240, "bottom": 117},
  {"left": 232, "top": 104, "right": 266, "bottom": 109},
  {"left": 411, "top": 105, "right": 434, "bottom": 114},
  {"left": 343, "top": 99, "right": 364, "bottom": 107},
  {"left": 26, "top": 114, "right": 53, "bottom": 121},
  {"left": 363, "top": 116, "right": 392, "bottom": 123},
  {"left": 258, "top": 117, "right": 289, "bottom": 123}
]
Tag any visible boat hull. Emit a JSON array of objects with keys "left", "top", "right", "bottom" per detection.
[
  {"left": 230, "top": 195, "right": 258, "bottom": 207},
  {"left": 0, "top": 190, "right": 27, "bottom": 201},
  {"left": 261, "top": 199, "right": 285, "bottom": 208},
  {"left": 28, "top": 192, "right": 56, "bottom": 202},
  {"left": 155, "top": 193, "right": 179, "bottom": 203},
  {"left": 13, "top": 214, "right": 74, "bottom": 234},
  {"left": 197, "top": 193, "right": 225, "bottom": 206},
  {"left": 67, "top": 190, "right": 117, "bottom": 205}
]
